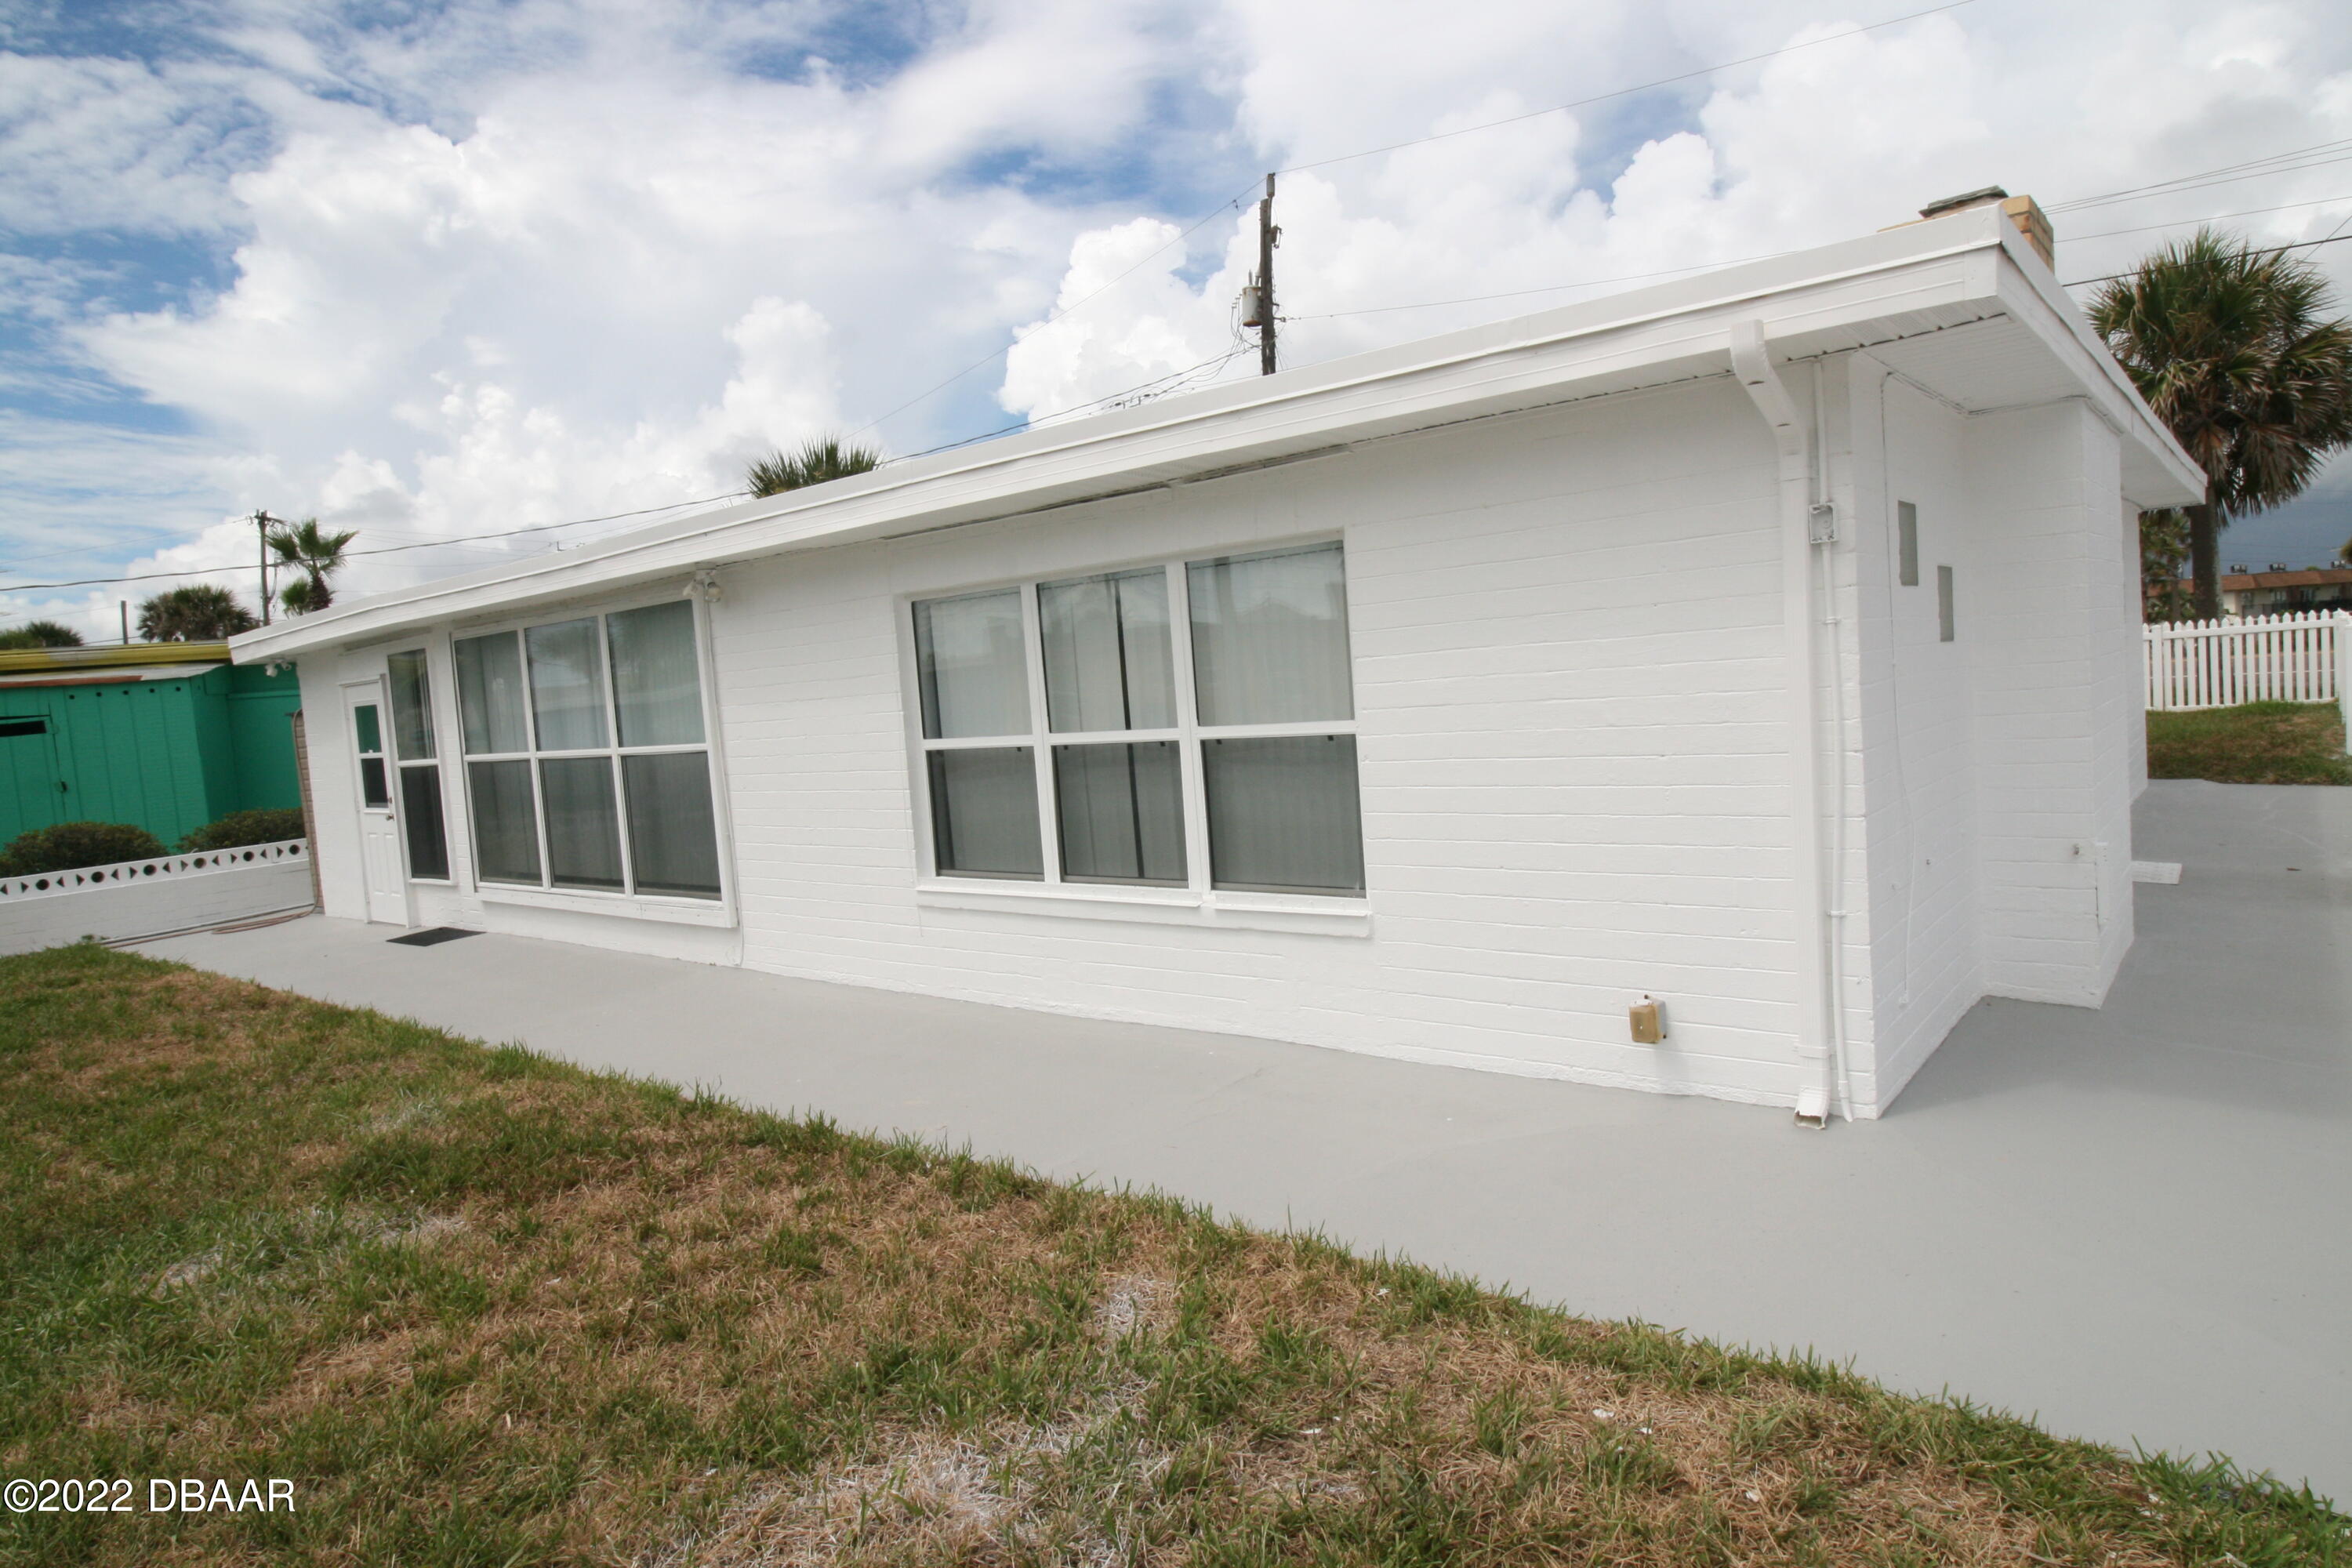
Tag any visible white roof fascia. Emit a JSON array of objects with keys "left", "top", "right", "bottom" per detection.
[
  {"left": 1979, "top": 220, "right": 2205, "bottom": 506},
  {"left": 232, "top": 206, "right": 2154, "bottom": 663}
]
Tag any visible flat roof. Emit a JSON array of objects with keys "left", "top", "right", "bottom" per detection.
[
  {"left": 234, "top": 204, "right": 2204, "bottom": 664},
  {"left": 0, "top": 662, "right": 224, "bottom": 691},
  {"left": 0, "top": 641, "right": 230, "bottom": 677}
]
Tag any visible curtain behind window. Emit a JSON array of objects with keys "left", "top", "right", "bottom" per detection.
[
  {"left": 1187, "top": 544, "right": 1354, "bottom": 727},
  {"left": 386, "top": 650, "right": 435, "bottom": 760},
  {"left": 468, "top": 760, "right": 541, "bottom": 884},
  {"left": 1203, "top": 735, "right": 1363, "bottom": 893},
  {"left": 916, "top": 590, "right": 1030, "bottom": 739},
  {"left": 622, "top": 752, "right": 722, "bottom": 897},
  {"left": 527, "top": 619, "right": 610, "bottom": 751},
  {"left": 1040, "top": 569, "right": 1175, "bottom": 732},
  {"left": 455, "top": 633, "right": 531, "bottom": 753},
  {"left": 608, "top": 601, "right": 706, "bottom": 747}
]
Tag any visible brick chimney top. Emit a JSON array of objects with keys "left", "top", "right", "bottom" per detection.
[{"left": 1885, "top": 187, "right": 2055, "bottom": 270}]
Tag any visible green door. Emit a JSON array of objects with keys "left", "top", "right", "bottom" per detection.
[{"left": 0, "top": 715, "right": 68, "bottom": 842}]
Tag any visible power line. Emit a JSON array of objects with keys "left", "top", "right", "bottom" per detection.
[
  {"left": 2060, "top": 230, "right": 2352, "bottom": 289},
  {"left": 0, "top": 492, "right": 743, "bottom": 595},
  {"left": 1285, "top": 253, "right": 1803, "bottom": 321},
  {"left": 1276, "top": 0, "right": 1977, "bottom": 175},
  {"left": 2045, "top": 137, "right": 2352, "bottom": 212},
  {"left": 874, "top": 346, "right": 1258, "bottom": 466},
  {"left": 2049, "top": 154, "right": 2352, "bottom": 216},
  {"left": 1265, "top": 198, "right": 2352, "bottom": 327},
  {"left": 2, "top": 343, "right": 1277, "bottom": 598},
  {"left": 849, "top": 0, "right": 1981, "bottom": 444},
  {"left": 2060, "top": 194, "right": 2352, "bottom": 245},
  {"left": 841, "top": 183, "right": 1263, "bottom": 444}
]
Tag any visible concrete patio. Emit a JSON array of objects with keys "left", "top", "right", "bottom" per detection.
[{"left": 139, "top": 779, "right": 2350, "bottom": 1503}]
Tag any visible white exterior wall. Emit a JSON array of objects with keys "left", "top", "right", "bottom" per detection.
[
  {"left": 1965, "top": 403, "right": 2136, "bottom": 1007},
  {"left": 1837, "top": 364, "right": 2139, "bottom": 1109},
  {"left": 285, "top": 360, "right": 2147, "bottom": 1118},
  {"left": 1845, "top": 363, "right": 1987, "bottom": 1109},
  {"left": 717, "top": 378, "right": 1814, "bottom": 1106}
]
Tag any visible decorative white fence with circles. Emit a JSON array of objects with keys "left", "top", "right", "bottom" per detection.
[
  {"left": 0, "top": 839, "right": 313, "bottom": 956},
  {"left": 2143, "top": 610, "right": 2352, "bottom": 720}
]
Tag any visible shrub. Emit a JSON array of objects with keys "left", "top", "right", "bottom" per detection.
[
  {"left": 178, "top": 808, "right": 307, "bottom": 852},
  {"left": 0, "top": 821, "right": 167, "bottom": 878}
]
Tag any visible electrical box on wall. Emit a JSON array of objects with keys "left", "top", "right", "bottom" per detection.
[{"left": 1629, "top": 997, "right": 1665, "bottom": 1045}]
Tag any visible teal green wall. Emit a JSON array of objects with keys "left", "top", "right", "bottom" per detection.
[
  {"left": 226, "top": 665, "right": 303, "bottom": 813},
  {"left": 0, "top": 664, "right": 301, "bottom": 849}
]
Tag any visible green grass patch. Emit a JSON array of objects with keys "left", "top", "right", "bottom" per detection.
[
  {"left": 2148, "top": 699, "right": 2352, "bottom": 784},
  {"left": 1, "top": 944, "right": 2343, "bottom": 1566}
]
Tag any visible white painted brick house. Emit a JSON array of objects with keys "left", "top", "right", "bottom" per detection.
[{"left": 236, "top": 200, "right": 2202, "bottom": 1120}]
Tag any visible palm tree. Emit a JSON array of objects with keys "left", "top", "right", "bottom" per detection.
[
  {"left": 138, "top": 584, "right": 259, "bottom": 641},
  {"left": 264, "top": 517, "right": 359, "bottom": 615},
  {"left": 0, "top": 619, "right": 83, "bottom": 650},
  {"left": 2091, "top": 229, "right": 2352, "bottom": 620},
  {"left": 746, "top": 435, "right": 883, "bottom": 498},
  {"left": 0, "top": 620, "right": 84, "bottom": 648},
  {"left": 2138, "top": 509, "right": 2194, "bottom": 622}
]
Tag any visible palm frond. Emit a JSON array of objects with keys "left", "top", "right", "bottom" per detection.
[{"left": 746, "top": 436, "right": 884, "bottom": 498}]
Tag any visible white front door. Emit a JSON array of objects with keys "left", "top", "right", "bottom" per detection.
[{"left": 344, "top": 681, "right": 408, "bottom": 925}]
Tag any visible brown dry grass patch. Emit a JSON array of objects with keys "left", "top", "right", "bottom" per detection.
[{"left": 2, "top": 943, "right": 2339, "bottom": 1567}]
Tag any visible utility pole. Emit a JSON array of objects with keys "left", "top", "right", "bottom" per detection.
[
  {"left": 1257, "top": 172, "right": 1279, "bottom": 376},
  {"left": 254, "top": 510, "right": 274, "bottom": 625}
]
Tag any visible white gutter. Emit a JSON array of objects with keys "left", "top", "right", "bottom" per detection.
[
  {"left": 1730, "top": 320, "right": 1842, "bottom": 1128},
  {"left": 231, "top": 223, "right": 2023, "bottom": 666}
]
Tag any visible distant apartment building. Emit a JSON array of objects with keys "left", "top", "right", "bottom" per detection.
[{"left": 2219, "top": 565, "right": 2352, "bottom": 617}]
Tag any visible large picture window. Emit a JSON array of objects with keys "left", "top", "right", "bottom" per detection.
[
  {"left": 911, "top": 542, "right": 1363, "bottom": 898},
  {"left": 453, "top": 600, "right": 723, "bottom": 901}
]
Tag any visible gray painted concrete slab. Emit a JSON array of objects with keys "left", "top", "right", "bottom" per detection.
[{"left": 137, "top": 780, "right": 2350, "bottom": 1502}]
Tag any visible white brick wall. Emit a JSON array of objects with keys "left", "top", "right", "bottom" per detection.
[
  {"left": 1846, "top": 363, "right": 1987, "bottom": 1111},
  {"left": 287, "top": 355, "right": 2143, "bottom": 1117},
  {"left": 1838, "top": 372, "right": 2138, "bottom": 1111},
  {"left": 1966, "top": 403, "right": 2134, "bottom": 1007},
  {"left": 706, "top": 377, "right": 1820, "bottom": 1106}
]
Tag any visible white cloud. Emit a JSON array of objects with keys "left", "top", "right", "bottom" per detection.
[
  {"left": 996, "top": 2, "right": 2352, "bottom": 428},
  {"left": 0, "top": 53, "right": 271, "bottom": 235},
  {"left": 6, "top": 0, "right": 2352, "bottom": 637}
]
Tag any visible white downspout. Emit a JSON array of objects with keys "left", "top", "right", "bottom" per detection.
[
  {"left": 1731, "top": 320, "right": 1842, "bottom": 1127},
  {"left": 1812, "top": 362, "right": 1856, "bottom": 1124}
]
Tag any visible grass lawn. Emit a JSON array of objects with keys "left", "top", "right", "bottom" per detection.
[
  {"left": 2, "top": 946, "right": 2344, "bottom": 1566},
  {"left": 2147, "top": 700, "right": 2352, "bottom": 785}
]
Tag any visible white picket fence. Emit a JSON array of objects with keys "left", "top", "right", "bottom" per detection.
[{"left": 2143, "top": 610, "right": 2352, "bottom": 717}]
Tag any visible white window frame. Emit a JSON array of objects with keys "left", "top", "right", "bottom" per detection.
[
  {"left": 383, "top": 647, "right": 453, "bottom": 884},
  {"left": 902, "top": 539, "right": 1370, "bottom": 937},
  {"left": 448, "top": 591, "right": 737, "bottom": 928}
]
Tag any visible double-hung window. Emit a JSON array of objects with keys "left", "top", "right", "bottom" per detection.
[
  {"left": 452, "top": 600, "right": 724, "bottom": 902},
  {"left": 384, "top": 649, "right": 449, "bottom": 880},
  {"left": 912, "top": 540, "right": 1363, "bottom": 898}
]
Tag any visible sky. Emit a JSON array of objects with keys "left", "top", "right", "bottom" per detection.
[{"left": 3, "top": 0, "right": 2352, "bottom": 638}]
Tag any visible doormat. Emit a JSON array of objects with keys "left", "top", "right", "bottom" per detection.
[{"left": 387, "top": 927, "right": 481, "bottom": 947}]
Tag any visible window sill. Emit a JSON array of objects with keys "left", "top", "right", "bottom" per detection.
[
  {"left": 475, "top": 882, "right": 737, "bottom": 927},
  {"left": 914, "top": 879, "right": 1371, "bottom": 936}
]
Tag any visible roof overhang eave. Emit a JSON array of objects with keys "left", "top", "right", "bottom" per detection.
[{"left": 230, "top": 208, "right": 2198, "bottom": 664}]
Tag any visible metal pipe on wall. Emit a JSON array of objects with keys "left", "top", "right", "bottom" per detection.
[{"left": 1730, "top": 320, "right": 1844, "bottom": 1127}]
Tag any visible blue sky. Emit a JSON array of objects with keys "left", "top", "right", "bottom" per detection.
[{"left": 3, "top": 0, "right": 2351, "bottom": 633}]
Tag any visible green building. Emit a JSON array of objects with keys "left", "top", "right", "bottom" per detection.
[{"left": 0, "top": 642, "right": 302, "bottom": 849}]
